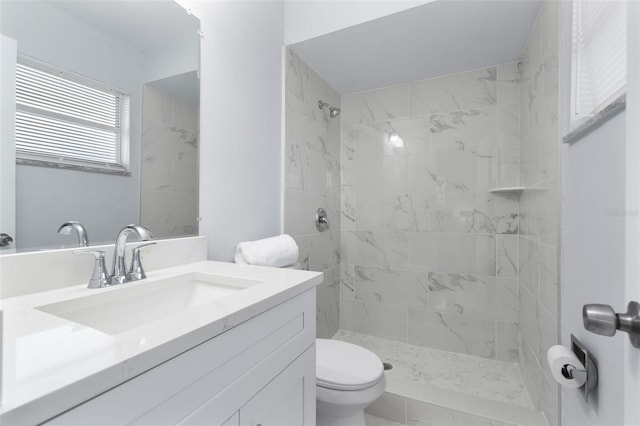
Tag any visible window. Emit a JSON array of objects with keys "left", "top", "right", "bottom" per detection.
[
  {"left": 571, "top": 0, "right": 626, "bottom": 129},
  {"left": 15, "top": 57, "right": 130, "bottom": 174}
]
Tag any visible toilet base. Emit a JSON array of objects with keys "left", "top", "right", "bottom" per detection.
[
  {"left": 315, "top": 376, "right": 385, "bottom": 426},
  {"left": 316, "top": 410, "right": 365, "bottom": 426}
]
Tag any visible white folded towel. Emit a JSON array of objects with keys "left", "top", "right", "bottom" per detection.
[{"left": 234, "top": 234, "right": 299, "bottom": 268}]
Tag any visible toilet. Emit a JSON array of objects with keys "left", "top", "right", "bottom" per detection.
[
  {"left": 315, "top": 338, "right": 386, "bottom": 426},
  {"left": 268, "top": 260, "right": 385, "bottom": 424}
]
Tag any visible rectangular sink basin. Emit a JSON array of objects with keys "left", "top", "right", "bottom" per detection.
[{"left": 36, "top": 272, "right": 262, "bottom": 335}]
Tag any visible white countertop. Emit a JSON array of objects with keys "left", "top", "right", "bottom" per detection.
[{"left": 0, "top": 260, "right": 323, "bottom": 425}]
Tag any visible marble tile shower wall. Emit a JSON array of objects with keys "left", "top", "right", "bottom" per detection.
[
  {"left": 284, "top": 49, "right": 341, "bottom": 338},
  {"left": 340, "top": 63, "right": 522, "bottom": 362},
  {"left": 141, "top": 85, "right": 199, "bottom": 239},
  {"left": 517, "top": 2, "right": 560, "bottom": 425}
]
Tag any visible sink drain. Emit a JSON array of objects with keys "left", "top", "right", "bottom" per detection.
[{"left": 383, "top": 362, "right": 393, "bottom": 371}]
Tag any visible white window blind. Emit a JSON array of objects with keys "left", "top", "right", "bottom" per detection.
[
  {"left": 571, "top": 0, "right": 626, "bottom": 125},
  {"left": 15, "top": 58, "right": 130, "bottom": 173}
]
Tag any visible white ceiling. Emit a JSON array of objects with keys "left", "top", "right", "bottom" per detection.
[
  {"left": 284, "top": 0, "right": 432, "bottom": 45},
  {"left": 290, "top": 0, "right": 542, "bottom": 95},
  {"left": 45, "top": 0, "right": 200, "bottom": 50}
]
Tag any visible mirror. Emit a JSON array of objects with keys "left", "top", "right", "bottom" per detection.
[{"left": 0, "top": 0, "right": 200, "bottom": 253}]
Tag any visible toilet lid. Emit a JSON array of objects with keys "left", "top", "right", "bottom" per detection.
[{"left": 316, "top": 339, "right": 384, "bottom": 391}]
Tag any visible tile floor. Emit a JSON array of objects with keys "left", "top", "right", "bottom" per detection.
[{"left": 334, "top": 330, "right": 532, "bottom": 408}]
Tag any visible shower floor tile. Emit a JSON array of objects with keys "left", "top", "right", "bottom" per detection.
[{"left": 333, "top": 330, "right": 533, "bottom": 409}]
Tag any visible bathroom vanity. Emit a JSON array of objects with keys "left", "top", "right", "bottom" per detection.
[{"left": 0, "top": 260, "right": 323, "bottom": 425}]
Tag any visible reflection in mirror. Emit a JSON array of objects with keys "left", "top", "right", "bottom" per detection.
[
  {"left": 0, "top": 0, "right": 200, "bottom": 253},
  {"left": 141, "top": 72, "right": 199, "bottom": 238}
]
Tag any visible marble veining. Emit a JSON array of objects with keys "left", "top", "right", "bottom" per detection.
[
  {"left": 309, "top": 230, "right": 340, "bottom": 272},
  {"left": 407, "top": 233, "right": 496, "bottom": 276},
  {"left": 317, "top": 266, "right": 340, "bottom": 338},
  {"left": 343, "top": 231, "right": 408, "bottom": 269},
  {"left": 140, "top": 85, "right": 198, "bottom": 239},
  {"left": 285, "top": 49, "right": 342, "bottom": 339},
  {"left": 383, "top": 195, "right": 429, "bottom": 231},
  {"left": 335, "top": 330, "right": 532, "bottom": 408},
  {"left": 341, "top": 85, "right": 409, "bottom": 125},
  {"left": 341, "top": 191, "right": 356, "bottom": 230},
  {"left": 538, "top": 244, "right": 558, "bottom": 317},
  {"left": 497, "top": 62, "right": 521, "bottom": 107},
  {"left": 353, "top": 194, "right": 431, "bottom": 232},
  {"left": 340, "top": 263, "right": 356, "bottom": 298},
  {"left": 342, "top": 123, "right": 357, "bottom": 160},
  {"left": 496, "top": 235, "right": 519, "bottom": 278},
  {"left": 517, "top": 2, "right": 560, "bottom": 425},
  {"left": 340, "top": 299, "right": 407, "bottom": 341},
  {"left": 409, "top": 67, "right": 497, "bottom": 115},
  {"left": 408, "top": 309, "right": 497, "bottom": 358},
  {"left": 423, "top": 272, "right": 518, "bottom": 322},
  {"left": 286, "top": 48, "right": 339, "bottom": 109},
  {"left": 430, "top": 193, "right": 518, "bottom": 235},
  {"left": 285, "top": 142, "right": 309, "bottom": 191},
  {"left": 353, "top": 265, "right": 425, "bottom": 306},
  {"left": 340, "top": 61, "right": 526, "bottom": 364}
]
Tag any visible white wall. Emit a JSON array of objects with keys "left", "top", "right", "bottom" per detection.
[
  {"left": 560, "top": 3, "right": 640, "bottom": 425},
  {"left": 0, "top": 35, "right": 16, "bottom": 250},
  {"left": 284, "top": 49, "right": 341, "bottom": 338},
  {"left": 142, "top": 32, "right": 200, "bottom": 84},
  {"left": 561, "top": 111, "right": 626, "bottom": 426},
  {"left": 0, "top": 1, "right": 143, "bottom": 249},
  {"left": 180, "top": 0, "right": 284, "bottom": 261},
  {"left": 624, "top": 4, "right": 640, "bottom": 423},
  {"left": 559, "top": 0, "right": 638, "bottom": 423},
  {"left": 516, "top": 2, "right": 560, "bottom": 424},
  {"left": 284, "top": 0, "right": 431, "bottom": 45}
]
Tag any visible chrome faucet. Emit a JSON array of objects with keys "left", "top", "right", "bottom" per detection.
[
  {"left": 74, "top": 224, "right": 155, "bottom": 289},
  {"left": 58, "top": 221, "right": 89, "bottom": 247},
  {"left": 111, "top": 224, "right": 154, "bottom": 284}
]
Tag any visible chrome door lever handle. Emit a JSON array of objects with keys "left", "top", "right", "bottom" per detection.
[{"left": 583, "top": 301, "right": 640, "bottom": 348}]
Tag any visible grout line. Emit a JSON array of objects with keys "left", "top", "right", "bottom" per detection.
[{"left": 495, "top": 319, "right": 499, "bottom": 361}]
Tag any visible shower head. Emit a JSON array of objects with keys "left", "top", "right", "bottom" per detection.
[{"left": 318, "top": 100, "right": 340, "bottom": 119}]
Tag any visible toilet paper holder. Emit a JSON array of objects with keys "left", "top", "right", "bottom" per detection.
[{"left": 567, "top": 334, "right": 598, "bottom": 402}]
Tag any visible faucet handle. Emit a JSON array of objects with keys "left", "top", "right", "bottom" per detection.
[
  {"left": 73, "top": 250, "right": 111, "bottom": 289},
  {"left": 127, "top": 242, "right": 156, "bottom": 282}
]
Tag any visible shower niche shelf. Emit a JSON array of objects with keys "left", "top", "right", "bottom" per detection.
[
  {"left": 489, "top": 186, "right": 547, "bottom": 195},
  {"left": 489, "top": 186, "right": 524, "bottom": 194}
]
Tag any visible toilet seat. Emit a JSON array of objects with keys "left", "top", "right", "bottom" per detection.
[{"left": 316, "top": 339, "right": 384, "bottom": 391}]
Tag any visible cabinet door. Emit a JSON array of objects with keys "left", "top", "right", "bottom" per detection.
[{"left": 240, "top": 346, "right": 315, "bottom": 426}]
